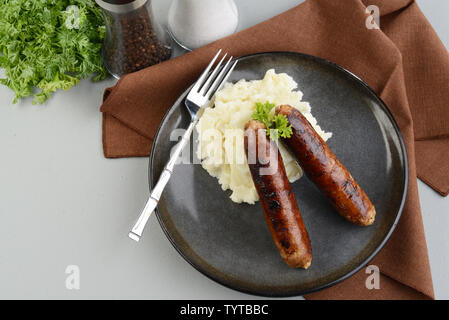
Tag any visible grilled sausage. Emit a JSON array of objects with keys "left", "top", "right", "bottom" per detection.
[
  {"left": 244, "top": 119, "right": 312, "bottom": 269},
  {"left": 275, "top": 105, "right": 376, "bottom": 226}
]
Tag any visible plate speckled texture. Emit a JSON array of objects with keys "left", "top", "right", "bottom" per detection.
[{"left": 150, "top": 52, "right": 407, "bottom": 297}]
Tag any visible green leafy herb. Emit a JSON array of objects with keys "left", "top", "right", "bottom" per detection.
[
  {"left": 0, "top": 0, "right": 107, "bottom": 104},
  {"left": 251, "top": 101, "right": 293, "bottom": 140},
  {"left": 252, "top": 101, "right": 275, "bottom": 130}
]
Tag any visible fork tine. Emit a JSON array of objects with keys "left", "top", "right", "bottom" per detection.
[
  {"left": 215, "top": 60, "right": 238, "bottom": 94},
  {"left": 191, "top": 49, "right": 222, "bottom": 92},
  {"left": 205, "top": 57, "right": 235, "bottom": 99},
  {"left": 199, "top": 53, "right": 227, "bottom": 95}
]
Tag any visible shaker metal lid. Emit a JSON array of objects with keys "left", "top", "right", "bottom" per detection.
[{"left": 95, "top": 0, "right": 147, "bottom": 13}]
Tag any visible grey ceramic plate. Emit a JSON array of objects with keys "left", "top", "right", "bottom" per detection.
[{"left": 149, "top": 52, "right": 408, "bottom": 297}]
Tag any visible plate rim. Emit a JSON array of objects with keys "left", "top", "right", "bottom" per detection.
[{"left": 148, "top": 51, "right": 409, "bottom": 297}]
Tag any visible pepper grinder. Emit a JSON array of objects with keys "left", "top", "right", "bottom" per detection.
[
  {"left": 96, "top": 0, "right": 172, "bottom": 78},
  {"left": 168, "top": 0, "right": 239, "bottom": 51}
]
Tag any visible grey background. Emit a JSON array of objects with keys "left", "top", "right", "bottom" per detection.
[{"left": 0, "top": 0, "right": 447, "bottom": 299}]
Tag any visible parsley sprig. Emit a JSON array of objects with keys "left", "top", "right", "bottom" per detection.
[
  {"left": 0, "top": 0, "right": 106, "bottom": 104},
  {"left": 251, "top": 102, "right": 292, "bottom": 140}
]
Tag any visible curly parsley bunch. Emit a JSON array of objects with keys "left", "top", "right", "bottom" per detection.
[{"left": 0, "top": 0, "right": 106, "bottom": 104}]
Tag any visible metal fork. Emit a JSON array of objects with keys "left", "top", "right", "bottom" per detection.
[{"left": 129, "top": 50, "right": 238, "bottom": 242}]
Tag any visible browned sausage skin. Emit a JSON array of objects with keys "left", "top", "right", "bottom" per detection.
[
  {"left": 244, "top": 119, "right": 312, "bottom": 269},
  {"left": 275, "top": 105, "right": 376, "bottom": 226}
]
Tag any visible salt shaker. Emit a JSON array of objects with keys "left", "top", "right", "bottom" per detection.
[
  {"left": 96, "top": 0, "right": 172, "bottom": 78},
  {"left": 168, "top": 0, "right": 239, "bottom": 50}
]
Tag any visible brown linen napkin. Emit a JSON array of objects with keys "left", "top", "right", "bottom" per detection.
[{"left": 100, "top": 0, "right": 447, "bottom": 299}]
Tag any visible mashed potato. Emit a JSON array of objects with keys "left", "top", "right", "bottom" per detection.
[{"left": 196, "top": 69, "right": 332, "bottom": 204}]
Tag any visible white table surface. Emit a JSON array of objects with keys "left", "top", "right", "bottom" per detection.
[{"left": 0, "top": 0, "right": 448, "bottom": 300}]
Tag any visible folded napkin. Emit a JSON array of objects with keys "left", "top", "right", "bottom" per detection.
[{"left": 101, "top": 0, "right": 449, "bottom": 299}]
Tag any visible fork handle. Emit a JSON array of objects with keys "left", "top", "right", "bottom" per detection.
[{"left": 128, "top": 120, "right": 197, "bottom": 241}]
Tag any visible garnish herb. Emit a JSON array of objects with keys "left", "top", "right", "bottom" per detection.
[
  {"left": 251, "top": 101, "right": 293, "bottom": 140},
  {"left": 0, "top": 0, "right": 106, "bottom": 104}
]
